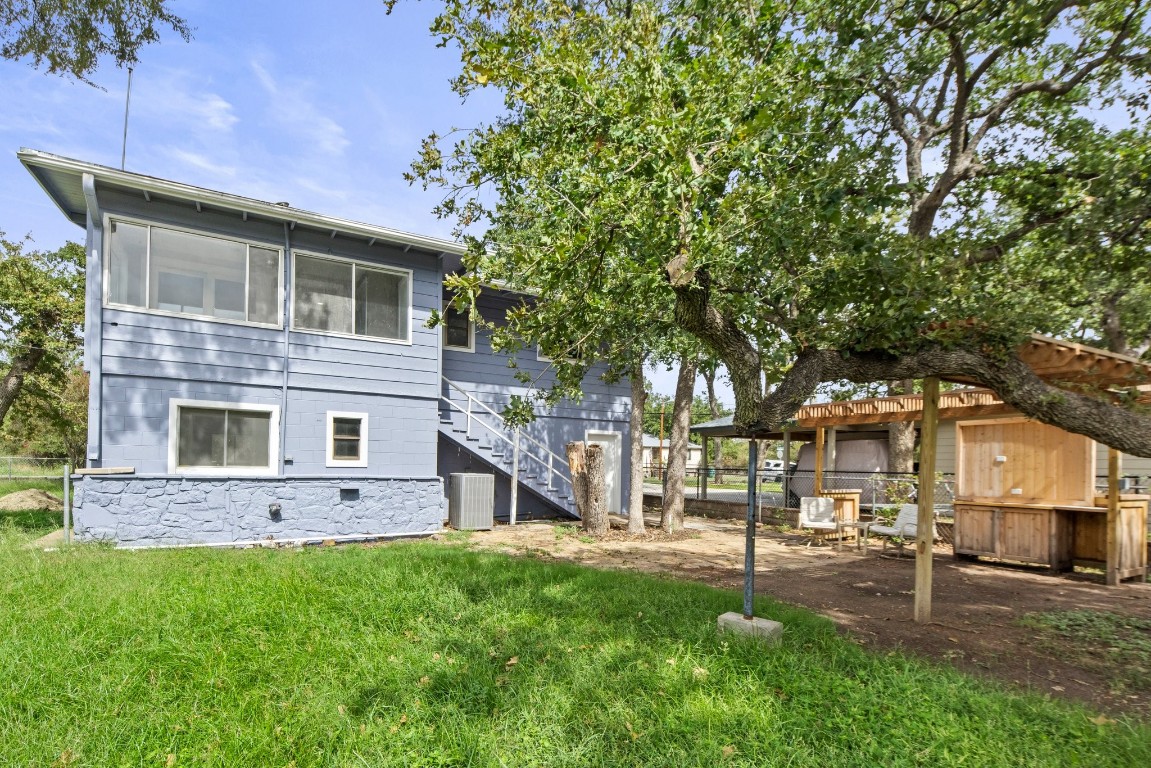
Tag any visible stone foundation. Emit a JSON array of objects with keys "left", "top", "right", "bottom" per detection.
[{"left": 72, "top": 475, "right": 445, "bottom": 547}]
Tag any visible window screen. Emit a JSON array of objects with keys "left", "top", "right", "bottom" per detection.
[
  {"left": 443, "top": 306, "right": 472, "bottom": 349},
  {"left": 294, "top": 255, "right": 354, "bottom": 334},
  {"left": 332, "top": 417, "right": 362, "bottom": 460},
  {"left": 293, "top": 255, "right": 410, "bottom": 341},
  {"left": 177, "top": 407, "right": 271, "bottom": 469},
  {"left": 107, "top": 220, "right": 281, "bottom": 325}
]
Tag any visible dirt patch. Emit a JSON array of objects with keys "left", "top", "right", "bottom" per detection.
[
  {"left": 449, "top": 514, "right": 1151, "bottom": 719},
  {"left": 0, "top": 489, "right": 63, "bottom": 512}
]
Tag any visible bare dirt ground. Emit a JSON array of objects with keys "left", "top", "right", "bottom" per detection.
[{"left": 446, "top": 513, "right": 1151, "bottom": 718}]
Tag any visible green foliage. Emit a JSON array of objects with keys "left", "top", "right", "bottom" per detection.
[
  {"left": 0, "top": 0, "right": 190, "bottom": 82},
  {"left": 0, "top": 363, "right": 88, "bottom": 465},
  {"left": 401, "top": 0, "right": 1151, "bottom": 432},
  {"left": 0, "top": 540, "right": 1148, "bottom": 765}
]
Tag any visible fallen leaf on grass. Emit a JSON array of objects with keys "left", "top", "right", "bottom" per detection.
[
  {"left": 1089, "top": 714, "right": 1116, "bottom": 726},
  {"left": 722, "top": 745, "right": 736, "bottom": 758},
  {"left": 505, "top": 656, "right": 519, "bottom": 669},
  {"left": 166, "top": 755, "right": 177, "bottom": 768}
]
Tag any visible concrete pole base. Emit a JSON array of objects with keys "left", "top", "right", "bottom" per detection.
[{"left": 717, "top": 611, "right": 783, "bottom": 643}]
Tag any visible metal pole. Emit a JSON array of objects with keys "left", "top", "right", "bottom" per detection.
[
  {"left": 63, "top": 464, "right": 71, "bottom": 544},
  {"left": 782, "top": 429, "right": 791, "bottom": 509},
  {"left": 121, "top": 67, "right": 134, "bottom": 170},
  {"left": 509, "top": 430, "right": 520, "bottom": 525},
  {"left": 658, "top": 406, "right": 665, "bottom": 480},
  {"left": 701, "top": 436, "right": 709, "bottom": 500},
  {"left": 743, "top": 440, "right": 759, "bottom": 619}
]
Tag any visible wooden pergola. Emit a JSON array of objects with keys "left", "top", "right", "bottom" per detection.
[{"left": 706, "top": 335, "right": 1151, "bottom": 625}]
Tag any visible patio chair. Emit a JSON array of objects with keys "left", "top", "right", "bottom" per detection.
[
  {"left": 797, "top": 496, "right": 840, "bottom": 548},
  {"left": 869, "top": 504, "right": 939, "bottom": 556}
]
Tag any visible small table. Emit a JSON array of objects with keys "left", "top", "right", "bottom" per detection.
[{"left": 838, "top": 520, "right": 873, "bottom": 551}]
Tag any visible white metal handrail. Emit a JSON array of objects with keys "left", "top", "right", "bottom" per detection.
[
  {"left": 437, "top": 377, "right": 573, "bottom": 492},
  {"left": 441, "top": 377, "right": 573, "bottom": 486}
]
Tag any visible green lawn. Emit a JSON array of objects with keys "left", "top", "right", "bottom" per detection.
[{"left": 0, "top": 533, "right": 1147, "bottom": 767}]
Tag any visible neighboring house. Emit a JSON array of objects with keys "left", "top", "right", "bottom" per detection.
[
  {"left": 21, "top": 150, "right": 631, "bottom": 546},
  {"left": 641, "top": 434, "right": 702, "bottom": 472}
]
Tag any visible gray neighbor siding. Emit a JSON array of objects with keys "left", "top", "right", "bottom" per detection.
[
  {"left": 440, "top": 288, "right": 633, "bottom": 519},
  {"left": 75, "top": 186, "right": 446, "bottom": 545}
]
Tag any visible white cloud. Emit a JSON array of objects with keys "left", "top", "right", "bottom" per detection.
[
  {"left": 134, "top": 69, "right": 239, "bottom": 134},
  {"left": 249, "top": 58, "right": 349, "bottom": 156}
]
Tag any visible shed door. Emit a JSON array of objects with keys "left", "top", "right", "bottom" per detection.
[{"left": 586, "top": 431, "right": 623, "bottom": 514}]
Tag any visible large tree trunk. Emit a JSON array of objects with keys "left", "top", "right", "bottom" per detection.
[
  {"left": 661, "top": 354, "right": 698, "bottom": 532},
  {"left": 0, "top": 347, "right": 46, "bottom": 430},
  {"left": 584, "top": 443, "right": 607, "bottom": 535},
  {"left": 566, "top": 441, "right": 590, "bottom": 522},
  {"left": 886, "top": 379, "right": 916, "bottom": 473},
  {"left": 567, "top": 441, "right": 607, "bottom": 535},
  {"left": 627, "top": 361, "right": 646, "bottom": 534}
]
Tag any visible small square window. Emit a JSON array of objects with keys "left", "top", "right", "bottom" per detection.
[
  {"left": 443, "top": 305, "right": 474, "bottom": 351},
  {"left": 326, "top": 412, "right": 368, "bottom": 468}
]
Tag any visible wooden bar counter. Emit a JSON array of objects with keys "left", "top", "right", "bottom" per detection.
[{"left": 953, "top": 496, "right": 1148, "bottom": 580}]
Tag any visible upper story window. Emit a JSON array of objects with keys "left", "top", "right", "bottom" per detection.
[
  {"left": 443, "top": 305, "right": 474, "bottom": 352},
  {"left": 292, "top": 253, "right": 411, "bottom": 343},
  {"left": 106, "top": 219, "right": 282, "bottom": 327}
]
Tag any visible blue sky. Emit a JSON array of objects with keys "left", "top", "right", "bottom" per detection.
[{"left": 0, "top": 0, "right": 718, "bottom": 401}]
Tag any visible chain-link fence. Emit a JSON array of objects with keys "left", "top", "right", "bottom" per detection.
[
  {"left": 0, "top": 457, "right": 68, "bottom": 481},
  {"left": 781, "top": 470, "right": 955, "bottom": 512}
]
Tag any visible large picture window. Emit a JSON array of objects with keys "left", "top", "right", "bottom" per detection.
[
  {"left": 106, "top": 220, "right": 282, "bottom": 326},
  {"left": 168, "top": 400, "right": 280, "bottom": 476},
  {"left": 293, "top": 254, "right": 410, "bottom": 342}
]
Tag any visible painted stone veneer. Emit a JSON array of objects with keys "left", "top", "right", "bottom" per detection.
[{"left": 73, "top": 476, "right": 445, "bottom": 547}]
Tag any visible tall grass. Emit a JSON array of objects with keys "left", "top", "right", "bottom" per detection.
[{"left": 0, "top": 535, "right": 1146, "bottom": 767}]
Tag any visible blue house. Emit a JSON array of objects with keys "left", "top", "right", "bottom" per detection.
[{"left": 20, "top": 150, "right": 632, "bottom": 546}]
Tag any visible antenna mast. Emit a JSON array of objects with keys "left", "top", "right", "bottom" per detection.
[{"left": 121, "top": 66, "right": 134, "bottom": 170}]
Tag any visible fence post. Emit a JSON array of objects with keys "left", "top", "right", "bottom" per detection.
[{"left": 63, "top": 464, "right": 72, "bottom": 545}]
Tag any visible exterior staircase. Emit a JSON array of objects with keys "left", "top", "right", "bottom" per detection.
[{"left": 438, "top": 377, "right": 578, "bottom": 520}]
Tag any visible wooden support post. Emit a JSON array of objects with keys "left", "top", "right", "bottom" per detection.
[
  {"left": 814, "top": 427, "right": 825, "bottom": 497},
  {"left": 827, "top": 427, "right": 837, "bottom": 475},
  {"left": 914, "top": 377, "right": 940, "bottom": 624},
  {"left": 1107, "top": 447, "right": 1120, "bottom": 586}
]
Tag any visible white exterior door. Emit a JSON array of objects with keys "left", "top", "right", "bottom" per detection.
[{"left": 585, "top": 430, "right": 623, "bottom": 514}]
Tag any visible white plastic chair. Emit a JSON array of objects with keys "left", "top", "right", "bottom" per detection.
[
  {"left": 798, "top": 496, "right": 840, "bottom": 548},
  {"left": 869, "top": 504, "right": 939, "bottom": 556}
]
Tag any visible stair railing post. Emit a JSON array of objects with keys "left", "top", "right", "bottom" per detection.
[
  {"left": 510, "top": 429, "right": 520, "bottom": 526},
  {"left": 547, "top": 453, "right": 554, "bottom": 491},
  {"left": 466, "top": 397, "right": 473, "bottom": 438}
]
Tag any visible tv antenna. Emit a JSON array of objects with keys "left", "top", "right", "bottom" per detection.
[{"left": 120, "top": 66, "right": 134, "bottom": 170}]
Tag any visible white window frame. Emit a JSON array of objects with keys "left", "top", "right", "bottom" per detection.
[
  {"left": 290, "top": 251, "right": 414, "bottom": 345},
  {"left": 325, "top": 411, "right": 369, "bottom": 468},
  {"left": 167, "top": 398, "right": 281, "bottom": 476},
  {"left": 103, "top": 214, "right": 284, "bottom": 330},
  {"left": 442, "top": 304, "right": 475, "bottom": 352},
  {"left": 537, "top": 346, "right": 582, "bottom": 363}
]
